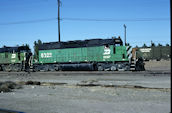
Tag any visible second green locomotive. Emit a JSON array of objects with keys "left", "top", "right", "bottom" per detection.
[{"left": 0, "top": 46, "right": 32, "bottom": 71}]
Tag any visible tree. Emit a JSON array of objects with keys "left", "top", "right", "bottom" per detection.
[
  {"left": 22, "top": 44, "right": 30, "bottom": 48},
  {"left": 158, "top": 43, "right": 162, "bottom": 47},
  {"left": 142, "top": 43, "right": 147, "bottom": 48},
  {"left": 151, "top": 41, "right": 156, "bottom": 47},
  {"left": 38, "top": 39, "right": 42, "bottom": 45},
  {"left": 135, "top": 45, "right": 139, "bottom": 48},
  {"left": 166, "top": 43, "right": 170, "bottom": 46},
  {"left": 34, "top": 39, "right": 42, "bottom": 59},
  {"left": 25, "top": 44, "right": 30, "bottom": 48}
]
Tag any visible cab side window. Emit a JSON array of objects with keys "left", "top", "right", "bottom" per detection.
[
  {"left": 113, "top": 47, "right": 116, "bottom": 54},
  {"left": 122, "top": 54, "right": 125, "bottom": 59},
  {"left": 18, "top": 52, "right": 20, "bottom": 60},
  {"left": 5, "top": 53, "right": 8, "bottom": 58}
]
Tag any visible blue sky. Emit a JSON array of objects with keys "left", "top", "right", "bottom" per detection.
[{"left": 0, "top": 0, "right": 170, "bottom": 51}]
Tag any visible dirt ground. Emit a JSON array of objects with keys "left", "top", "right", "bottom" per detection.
[
  {"left": 0, "top": 60, "right": 171, "bottom": 113},
  {"left": 144, "top": 59, "right": 171, "bottom": 71}
]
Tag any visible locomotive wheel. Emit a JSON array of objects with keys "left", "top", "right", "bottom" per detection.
[
  {"left": 116, "top": 63, "right": 125, "bottom": 71},
  {"left": 48, "top": 67, "right": 57, "bottom": 71},
  {"left": 43, "top": 65, "right": 49, "bottom": 72},
  {"left": 0, "top": 66, "right": 2, "bottom": 71},
  {"left": 12, "top": 65, "right": 18, "bottom": 72},
  {"left": 11, "top": 64, "right": 22, "bottom": 72},
  {"left": 16, "top": 65, "right": 22, "bottom": 72},
  {"left": 54, "top": 66, "right": 59, "bottom": 71},
  {"left": 4, "top": 65, "right": 12, "bottom": 72},
  {"left": 33, "top": 66, "right": 39, "bottom": 72},
  {"left": 124, "top": 65, "right": 130, "bottom": 71},
  {"left": 98, "top": 65, "right": 104, "bottom": 71},
  {"left": 12, "top": 66, "right": 18, "bottom": 72},
  {"left": 110, "top": 66, "right": 116, "bottom": 71}
]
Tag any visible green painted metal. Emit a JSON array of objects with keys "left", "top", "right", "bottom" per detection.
[
  {"left": 138, "top": 46, "right": 171, "bottom": 60},
  {"left": 38, "top": 45, "right": 129, "bottom": 64},
  {"left": 0, "top": 52, "right": 26, "bottom": 64}
]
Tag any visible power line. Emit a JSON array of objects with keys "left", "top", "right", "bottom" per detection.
[
  {"left": 61, "top": 17, "right": 170, "bottom": 22},
  {"left": 0, "top": 17, "right": 170, "bottom": 26},
  {"left": 0, "top": 18, "right": 57, "bottom": 25}
]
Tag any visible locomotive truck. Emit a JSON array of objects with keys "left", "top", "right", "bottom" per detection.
[{"left": 0, "top": 37, "right": 145, "bottom": 72}]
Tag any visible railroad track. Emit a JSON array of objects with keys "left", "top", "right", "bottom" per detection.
[{"left": 0, "top": 70, "right": 170, "bottom": 75}]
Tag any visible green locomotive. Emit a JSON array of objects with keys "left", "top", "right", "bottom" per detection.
[
  {"left": 0, "top": 46, "right": 32, "bottom": 71},
  {"left": 33, "top": 37, "right": 144, "bottom": 71}
]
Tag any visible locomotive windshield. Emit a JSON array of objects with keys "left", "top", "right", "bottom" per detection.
[
  {"left": 113, "top": 36, "right": 123, "bottom": 46},
  {"left": 20, "top": 49, "right": 31, "bottom": 53}
]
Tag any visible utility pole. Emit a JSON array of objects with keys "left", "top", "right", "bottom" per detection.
[
  {"left": 57, "top": 0, "right": 61, "bottom": 42},
  {"left": 123, "top": 24, "right": 126, "bottom": 46}
]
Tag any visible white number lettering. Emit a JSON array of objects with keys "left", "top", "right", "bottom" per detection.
[
  {"left": 41, "top": 53, "right": 52, "bottom": 58},
  {"left": 11, "top": 54, "right": 16, "bottom": 58}
]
